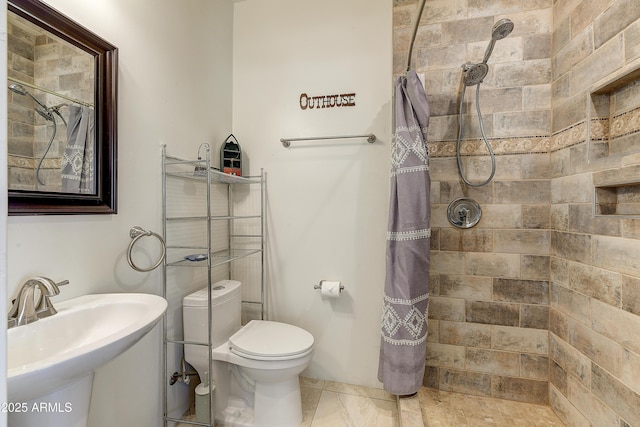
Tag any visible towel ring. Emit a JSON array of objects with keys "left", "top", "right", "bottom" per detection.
[{"left": 127, "top": 226, "right": 166, "bottom": 272}]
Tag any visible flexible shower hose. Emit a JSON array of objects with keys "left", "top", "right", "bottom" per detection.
[
  {"left": 35, "top": 109, "right": 67, "bottom": 187},
  {"left": 35, "top": 117, "right": 56, "bottom": 187},
  {"left": 456, "top": 83, "right": 496, "bottom": 187}
]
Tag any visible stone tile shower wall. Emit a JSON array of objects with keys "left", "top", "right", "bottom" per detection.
[
  {"left": 7, "top": 14, "right": 94, "bottom": 191},
  {"left": 8, "top": 15, "right": 38, "bottom": 189},
  {"left": 393, "top": 0, "right": 640, "bottom": 424},
  {"left": 550, "top": 0, "right": 640, "bottom": 426},
  {"left": 393, "top": 0, "right": 554, "bottom": 405}
]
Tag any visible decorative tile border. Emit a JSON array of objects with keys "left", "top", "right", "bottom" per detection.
[
  {"left": 425, "top": 112, "right": 640, "bottom": 157},
  {"left": 588, "top": 119, "right": 609, "bottom": 141},
  {"left": 610, "top": 106, "right": 640, "bottom": 140},
  {"left": 428, "top": 136, "right": 551, "bottom": 157},
  {"left": 7, "top": 155, "right": 35, "bottom": 168},
  {"left": 8, "top": 155, "right": 61, "bottom": 169},
  {"left": 550, "top": 121, "right": 587, "bottom": 152}
]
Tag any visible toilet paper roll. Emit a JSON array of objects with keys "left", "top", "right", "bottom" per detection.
[{"left": 320, "top": 280, "right": 342, "bottom": 298}]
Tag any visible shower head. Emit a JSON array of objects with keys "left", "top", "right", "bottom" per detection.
[
  {"left": 8, "top": 83, "right": 28, "bottom": 96},
  {"left": 491, "top": 18, "right": 514, "bottom": 41},
  {"left": 8, "top": 82, "right": 51, "bottom": 111},
  {"left": 462, "top": 62, "right": 489, "bottom": 86},
  {"left": 482, "top": 18, "right": 514, "bottom": 64},
  {"left": 35, "top": 106, "right": 55, "bottom": 122},
  {"left": 462, "top": 18, "right": 514, "bottom": 86}
]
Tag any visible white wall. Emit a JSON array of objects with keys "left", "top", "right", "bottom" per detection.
[
  {"left": 5, "top": 0, "right": 233, "bottom": 425},
  {"left": 3, "top": 0, "right": 394, "bottom": 424},
  {"left": 233, "top": 0, "right": 392, "bottom": 387}
]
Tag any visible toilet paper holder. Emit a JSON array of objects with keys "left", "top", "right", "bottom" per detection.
[{"left": 314, "top": 280, "right": 344, "bottom": 291}]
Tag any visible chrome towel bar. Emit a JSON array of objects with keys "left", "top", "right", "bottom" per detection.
[{"left": 281, "top": 133, "right": 376, "bottom": 148}]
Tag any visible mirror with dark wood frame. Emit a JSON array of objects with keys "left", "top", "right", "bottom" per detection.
[{"left": 7, "top": 0, "right": 117, "bottom": 215}]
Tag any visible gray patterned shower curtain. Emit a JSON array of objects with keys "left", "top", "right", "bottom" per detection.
[
  {"left": 378, "top": 70, "right": 431, "bottom": 395},
  {"left": 61, "top": 105, "right": 95, "bottom": 194}
]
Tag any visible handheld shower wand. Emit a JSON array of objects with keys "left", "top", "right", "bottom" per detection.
[
  {"left": 462, "top": 18, "right": 514, "bottom": 86},
  {"left": 481, "top": 18, "right": 515, "bottom": 64},
  {"left": 457, "top": 18, "right": 514, "bottom": 187},
  {"left": 9, "top": 83, "right": 56, "bottom": 122},
  {"left": 9, "top": 83, "right": 50, "bottom": 111},
  {"left": 8, "top": 83, "right": 60, "bottom": 186}
]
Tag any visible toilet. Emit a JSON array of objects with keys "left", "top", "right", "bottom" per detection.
[{"left": 183, "top": 280, "right": 314, "bottom": 427}]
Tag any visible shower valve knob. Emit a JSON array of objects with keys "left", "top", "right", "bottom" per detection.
[{"left": 447, "top": 198, "right": 482, "bottom": 229}]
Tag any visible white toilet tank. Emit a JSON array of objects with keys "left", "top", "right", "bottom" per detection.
[{"left": 183, "top": 280, "right": 242, "bottom": 376}]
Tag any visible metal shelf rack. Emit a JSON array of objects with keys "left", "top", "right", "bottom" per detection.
[{"left": 161, "top": 145, "right": 265, "bottom": 427}]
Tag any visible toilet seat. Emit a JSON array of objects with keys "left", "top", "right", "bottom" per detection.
[{"left": 229, "top": 320, "right": 314, "bottom": 361}]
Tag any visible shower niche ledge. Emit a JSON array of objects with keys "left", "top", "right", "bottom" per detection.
[
  {"left": 594, "top": 165, "right": 640, "bottom": 217},
  {"left": 587, "top": 62, "right": 640, "bottom": 163}
]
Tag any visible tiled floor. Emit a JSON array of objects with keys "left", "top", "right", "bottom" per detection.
[
  {"left": 401, "top": 387, "right": 566, "bottom": 427},
  {"left": 177, "top": 377, "right": 398, "bottom": 427},
  {"left": 300, "top": 377, "right": 398, "bottom": 427},
  {"left": 179, "top": 381, "right": 565, "bottom": 427}
]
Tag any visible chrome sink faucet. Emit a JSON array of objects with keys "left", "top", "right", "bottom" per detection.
[{"left": 7, "top": 277, "right": 69, "bottom": 328}]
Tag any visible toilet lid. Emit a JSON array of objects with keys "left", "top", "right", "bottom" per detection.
[{"left": 229, "top": 320, "right": 314, "bottom": 360}]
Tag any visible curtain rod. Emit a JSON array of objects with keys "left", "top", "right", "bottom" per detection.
[
  {"left": 8, "top": 76, "right": 94, "bottom": 108},
  {"left": 406, "top": 0, "right": 427, "bottom": 71},
  {"left": 280, "top": 133, "right": 376, "bottom": 148}
]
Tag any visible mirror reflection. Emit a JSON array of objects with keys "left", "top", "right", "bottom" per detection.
[{"left": 7, "top": 10, "right": 96, "bottom": 194}]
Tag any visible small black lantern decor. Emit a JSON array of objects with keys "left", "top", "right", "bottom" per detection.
[{"left": 220, "top": 134, "right": 242, "bottom": 176}]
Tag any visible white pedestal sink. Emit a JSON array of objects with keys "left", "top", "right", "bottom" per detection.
[{"left": 7, "top": 293, "right": 167, "bottom": 427}]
